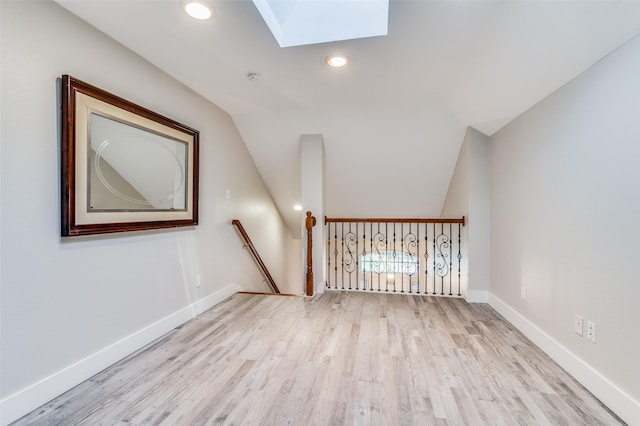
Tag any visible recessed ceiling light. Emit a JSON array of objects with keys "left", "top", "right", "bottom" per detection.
[
  {"left": 181, "top": 0, "right": 214, "bottom": 20},
  {"left": 325, "top": 54, "right": 349, "bottom": 68},
  {"left": 294, "top": 204, "right": 303, "bottom": 211}
]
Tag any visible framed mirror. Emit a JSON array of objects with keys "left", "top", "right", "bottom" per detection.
[{"left": 61, "top": 75, "right": 199, "bottom": 236}]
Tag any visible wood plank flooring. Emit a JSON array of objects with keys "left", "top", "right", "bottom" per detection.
[{"left": 13, "top": 291, "right": 624, "bottom": 425}]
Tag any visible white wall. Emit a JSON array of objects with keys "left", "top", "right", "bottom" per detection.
[
  {"left": 490, "top": 33, "right": 640, "bottom": 423},
  {"left": 300, "top": 134, "right": 325, "bottom": 294},
  {"left": 441, "top": 134, "right": 470, "bottom": 220},
  {"left": 0, "top": 1, "right": 298, "bottom": 423},
  {"left": 441, "top": 127, "right": 491, "bottom": 302},
  {"left": 467, "top": 129, "right": 491, "bottom": 298}
]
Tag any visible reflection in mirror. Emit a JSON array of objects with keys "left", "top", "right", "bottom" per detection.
[{"left": 88, "top": 113, "right": 188, "bottom": 211}]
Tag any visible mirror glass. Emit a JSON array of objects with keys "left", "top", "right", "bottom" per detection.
[{"left": 88, "top": 113, "right": 188, "bottom": 211}]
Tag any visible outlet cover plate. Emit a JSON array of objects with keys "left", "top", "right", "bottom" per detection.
[
  {"left": 574, "top": 315, "right": 583, "bottom": 336},
  {"left": 586, "top": 320, "right": 596, "bottom": 343}
]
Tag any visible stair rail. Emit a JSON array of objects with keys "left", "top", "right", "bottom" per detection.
[
  {"left": 325, "top": 216, "right": 465, "bottom": 296},
  {"left": 305, "top": 211, "right": 317, "bottom": 296},
  {"left": 232, "top": 219, "right": 281, "bottom": 294}
]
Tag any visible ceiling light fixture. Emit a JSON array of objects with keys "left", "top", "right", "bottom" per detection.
[
  {"left": 181, "top": 0, "right": 214, "bottom": 20},
  {"left": 294, "top": 204, "right": 303, "bottom": 211},
  {"left": 325, "top": 54, "right": 350, "bottom": 68}
]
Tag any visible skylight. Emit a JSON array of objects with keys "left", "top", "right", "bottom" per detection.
[{"left": 252, "top": 0, "right": 389, "bottom": 48}]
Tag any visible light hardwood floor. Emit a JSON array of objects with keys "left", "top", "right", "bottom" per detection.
[{"left": 13, "top": 291, "right": 623, "bottom": 425}]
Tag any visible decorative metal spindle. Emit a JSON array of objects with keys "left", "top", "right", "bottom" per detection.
[
  {"left": 404, "top": 223, "right": 409, "bottom": 294},
  {"left": 424, "top": 223, "right": 429, "bottom": 294},
  {"left": 347, "top": 223, "right": 353, "bottom": 290},
  {"left": 377, "top": 223, "right": 382, "bottom": 291},
  {"left": 370, "top": 222, "right": 373, "bottom": 292},
  {"left": 353, "top": 223, "right": 357, "bottom": 290},
  {"left": 385, "top": 223, "right": 389, "bottom": 292},
  {"left": 334, "top": 224, "right": 338, "bottom": 289},
  {"left": 327, "top": 223, "right": 331, "bottom": 289},
  {"left": 400, "top": 223, "right": 404, "bottom": 293},
  {"left": 457, "top": 223, "right": 462, "bottom": 296},
  {"left": 325, "top": 222, "right": 331, "bottom": 289},
  {"left": 440, "top": 223, "right": 444, "bottom": 295},
  {"left": 403, "top": 223, "right": 417, "bottom": 294},
  {"left": 449, "top": 223, "right": 453, "bottom": 296},
  {"left": 329, "top": 225, "right": 333, "bottom": 289},
  {"left": 416, "top": 224, "right": 420, "bottom": 294},
  {"left": 348, "top": 224, "right": 357, "bottom": 290},
  {"left": 371, "top": 222, "right": 375, "bottom": 292},
  {"left": 340, "top": 223, "right": 345, "bottom": 289},
  {"left": 392, "top": 225, "right": 397, "bottom": 292},
  {"left": 361, "top": 223, "right": 366, "bottom": 291},
  {"left": 334, "top": 223, "right": 338, "bottom": 290},
  {"left": 432, "top": 223, "right": 436, "bottom": 295}
]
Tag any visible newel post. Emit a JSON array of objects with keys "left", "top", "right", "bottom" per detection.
[{"left": 305, "top": 211, "right": 317, "bottom": 296}]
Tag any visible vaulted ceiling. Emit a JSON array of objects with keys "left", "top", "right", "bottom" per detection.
[{"left": 56, "top": 0, "right": 640, "bottom": 237}]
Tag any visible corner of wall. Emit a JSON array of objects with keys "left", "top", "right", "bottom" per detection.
[
  {"left": 441, "top": 126, "right": 491, "bottom": 296},
  {"left": 465, "top": 290, "right": 489, "bottom": 303}
]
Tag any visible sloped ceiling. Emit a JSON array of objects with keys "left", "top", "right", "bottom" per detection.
[{"left": 56, "top": 0, "right": 640, "bottom": 237}]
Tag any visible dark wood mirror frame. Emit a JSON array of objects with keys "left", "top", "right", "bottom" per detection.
[{"left": 61, "top": 75, "right": 199, "bottom": 236}]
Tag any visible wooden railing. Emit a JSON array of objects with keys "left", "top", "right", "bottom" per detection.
[
  {"left": 325, "top": 217, "right": 465, "bottom": 296},
  {"left": 232, "top": 219, "right": 280, "bottom": 294}
]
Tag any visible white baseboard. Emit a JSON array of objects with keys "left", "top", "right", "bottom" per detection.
[
  {"left": 488, "top": 293, "right": 640, "bottom": 425},
  {"left": 0, "top": 283, "right": 241, "bottom": 426},
  {"left": 465, "top": 290, "right": 489, "bottom": 303}
]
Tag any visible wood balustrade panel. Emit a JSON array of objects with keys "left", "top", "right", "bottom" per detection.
[{"left": 13, "top": 292, "right": 623, "bottom": 425}]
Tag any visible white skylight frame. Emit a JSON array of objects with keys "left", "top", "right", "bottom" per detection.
[{"left": 252, "top": 0, "right": 389, "bottom": 48}]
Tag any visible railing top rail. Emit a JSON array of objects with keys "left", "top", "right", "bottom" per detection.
[
  {"left": 325, "top": 216, "right": 465, "bottom": 226},
  {"left": 232, "top": 219, "right": 281, "bottom": 294}
]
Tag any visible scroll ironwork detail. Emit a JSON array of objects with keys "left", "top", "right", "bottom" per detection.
[{"left": 325, "top": 218, "right": 465, "bottom": 297}]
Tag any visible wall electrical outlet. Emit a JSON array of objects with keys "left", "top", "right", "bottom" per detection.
[
  {"left": 574, "top": 315, "right": 583, "bottom": 336},
  {"left": 520, "top": 286, "right": 527, "bottom": 300},
  {"left": 195, "top": 274, "right": 202, "bottom": 288},
  {"left": 586, "top": 321, "right": 596, "bottom": 343}
]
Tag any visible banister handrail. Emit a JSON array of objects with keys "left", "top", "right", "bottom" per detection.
[
  {"left": 325, "top": 216, "right": 465, "bottom": 225},
  {"left": 232, "top": 219, "right": 280, "bottom": 294},
  {"left": 305, "top": 211, "right": 317, "bottom": 296}
]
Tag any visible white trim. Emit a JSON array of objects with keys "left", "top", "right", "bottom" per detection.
[
  {"left": 0, "top": 283, "right": 241, "bottom": 426},
  {"left": 465, "top": 290, "right": 489, "bottom": 303},
  {"left": 489, "top": 293, "right": 640, "bottom": 425}
]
